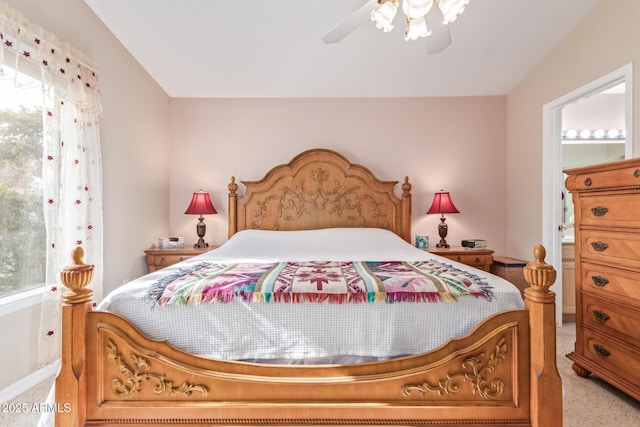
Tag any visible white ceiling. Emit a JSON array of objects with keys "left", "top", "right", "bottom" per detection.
[{"left": 84, "top": 0, "right": 602, "bottom": 98}]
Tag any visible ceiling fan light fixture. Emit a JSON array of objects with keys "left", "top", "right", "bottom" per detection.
[
  {"left": 371, "top": 0, "right": 399, "bottom": 32},
  {"left": 364, "top": 0, "right": 466, "bottom": 49},
  {"left": 402, "top": 0, "right": 434, "bottom": 19},
  {"left": 405, "top": 16, "right": 431, "bottom": 41},
  {"left": 437, "top": 0, "right": 469, "bottom": 24}
]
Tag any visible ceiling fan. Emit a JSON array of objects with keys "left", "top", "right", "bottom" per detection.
[{"left": 322, "top": 0, "right": 469, "bottom": 54}]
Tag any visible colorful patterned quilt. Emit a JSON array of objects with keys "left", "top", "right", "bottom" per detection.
[{"left": 147, "top": 260, "right": 494, "bottom": 306}]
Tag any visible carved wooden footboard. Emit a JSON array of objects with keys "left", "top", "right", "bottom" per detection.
[{"left": 55, "top": 245, "right": 561, "bottom": 427}]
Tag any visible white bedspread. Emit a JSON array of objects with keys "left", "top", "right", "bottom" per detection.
[{"left": 98, "top": 228, "right": 525, "bottom": 362}]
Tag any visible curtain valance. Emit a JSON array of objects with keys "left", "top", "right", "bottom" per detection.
[{"left": 0, "top": 3, "right": 102, "bottom": 117}]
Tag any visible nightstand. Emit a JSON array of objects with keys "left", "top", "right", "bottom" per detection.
[
  {"left": 144, "top": 247, "right": 213, "bottom": 272},
  {"left": 428, "top": 247, "right": 494, "bottom": 272}
]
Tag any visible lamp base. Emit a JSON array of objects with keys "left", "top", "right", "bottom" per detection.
[
  {"left": 193, "top": 216, "right": 209, "bottom": 249},
  {"left": 436, "top": 217, "right": 450, "bottom": 248},
  {"left": 193, "top": 240, "right": 209, "bottom": 249}
]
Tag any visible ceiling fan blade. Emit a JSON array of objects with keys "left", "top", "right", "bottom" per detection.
[
  {"left": 322, "top": 0, "right": 379, "bottom": 44},
  {"left": 424, "top": 5, "right": 452, "bottom": 54}
]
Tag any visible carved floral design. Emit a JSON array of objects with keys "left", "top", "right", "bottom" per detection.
[
  {"left": 106, "top": 339, "right": 208, "bottom": 399},
  {"left": 401, "top": 337, "right": 507, "bottom": 400},
  {"left": 250, "top": 167, "right": 388, "bottom": 230}
]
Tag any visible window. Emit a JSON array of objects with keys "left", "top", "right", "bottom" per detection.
[
  {"left": 0, "top": 70, "right": 46, "bottom": 297},
  {"left": 2, "top": 2, "right": 103, "bottom": 365}
]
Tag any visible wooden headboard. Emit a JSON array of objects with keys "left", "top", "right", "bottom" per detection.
[{"left": 228, "top": 148, "right": 412, "bottom": 242}]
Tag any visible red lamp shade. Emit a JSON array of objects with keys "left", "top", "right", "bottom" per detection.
[
  {"left": 426, "top": 191, "right": 459, "bottom": 215},
  {"left": 184, "top": 191, "right": 217, "bottom": 215}
]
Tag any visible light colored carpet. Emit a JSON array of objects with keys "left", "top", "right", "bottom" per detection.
[
  {"left": 0, "top": 376, "right": 53, "bottom": 427},
  {"left": 0, "top": 323, "right": 638, "bottom": 426}
]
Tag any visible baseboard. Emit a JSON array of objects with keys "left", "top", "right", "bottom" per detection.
[{"left": 0, "top": 359, "right": 59, "bottom": 404}]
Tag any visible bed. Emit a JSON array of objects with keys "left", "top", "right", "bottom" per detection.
[{"left": 53, "top": 148, "right": 562, "bottom": 426}]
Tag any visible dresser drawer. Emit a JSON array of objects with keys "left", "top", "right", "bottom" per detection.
[
  {"left": 573, "top": 164, "right": 640, "bottom": 190},
  {"left": 582, "top": 294, "right": 640, "bottom": 348},
  {"left": 581, "top": 230, "right": 640, "bottom": 269},
  {"left": 581, "top": 262, "right": 640, "bottom": 303},
  {"left": 580, "top": 193, "right": 640, "bottom": 228},
  {"left": 582, "top": 328, "right": 640, "bottom": 385}
]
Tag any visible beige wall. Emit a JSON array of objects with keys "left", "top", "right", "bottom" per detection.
[
  {"left": 0, "top": 0, "right": 170, "bottom": 391},
  {"left": 506, "top": 0, "right": 639, "bottom": 261},
  {"left": 168, "top": 97, "right": 508, "bottom": 253}
]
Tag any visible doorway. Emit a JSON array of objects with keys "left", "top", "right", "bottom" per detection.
[{"left": 542, "top": 63, "right": 633, "bottom": 326}]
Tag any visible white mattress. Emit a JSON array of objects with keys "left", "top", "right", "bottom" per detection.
[{"left": 99, "top": 228, "right": 524, "bottom": 362}]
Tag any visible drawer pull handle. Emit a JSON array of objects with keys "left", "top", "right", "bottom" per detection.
[
  {"left": 474, "top": 257, "right": 480, "bottom": 263},
  {"left": 591, "top": 276, "right": 609, "bottom": 287},
  {"left": 593, "top": 344, "right": 611, "bottom": 357},
  {"left": 179, "top": 257, "right": 185, "bottom": 261},
  {"left": 592, "top": 310, "right": 610, "bottom": 323},
  {"left": 635, "top": 169, "right": 640, "bottom": 178},
  {"left": 591, "top": 241, "right": 609, "bottom": 252},
  {"left": 160, "top": 257, "right": 166, "bottom": 264},
  {"left": 590, "top": 206, "right": 608, "bottom": 217},
  {"left": 584, "top": 177, "right": 592, "bottom": 186}
]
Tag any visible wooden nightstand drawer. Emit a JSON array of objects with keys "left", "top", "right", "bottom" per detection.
[
  {"left": 151, "top": 254, "right": 189, "bottom": 268},
  {"left": 428, "top": 247, "right": 494, "bottom": 272},
  {"left": 453, "top": 253, "right": 493, "bottom": 269},
  {"left": 144, "top": 247, "right": 212, "bottom": 272}
]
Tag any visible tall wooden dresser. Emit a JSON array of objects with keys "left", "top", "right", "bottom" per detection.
[{"left": 565, "top": 158, "right": 640, "bottom": 401}]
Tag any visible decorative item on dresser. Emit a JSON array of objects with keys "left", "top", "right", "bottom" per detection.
[
  {"left": 184, "top": 190, "right": 217, "bottom": 248},
  {"left": 144, "top": 247, "right": 212, "bottom": 272},
  {"left": 564, "top": 158, "right": 640, "bottom": 401},
  {"left": 428, "top": 246, "right": 494, "bottom": 272},
  {"left": 426, "top": 189, "right": 460, "bottom": 248}
]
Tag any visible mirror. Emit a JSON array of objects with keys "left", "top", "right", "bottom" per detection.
[{"left": 561, "top": 83, "right": 626, "bottom": 238}]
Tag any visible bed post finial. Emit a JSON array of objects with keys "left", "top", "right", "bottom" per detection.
[
  {"left": 401, "top": 176, "right": 412, "bottom": 243},
  {"left": 524, "top": 245, "right": 557, "bottom": 293},
  {"left": 60, "top": 246, "right": 94, "bottom": 304},
  {"left": 228, "top": 176, "right": 238, "bottom": 238},
  {"left": 56, "top": 246, "right": 93, "bottom": 427},
  {"left": 523, "top": 244, "right": 562, "bottom": 427}
]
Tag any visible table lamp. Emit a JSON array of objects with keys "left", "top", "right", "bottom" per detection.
[
  {"left": 426, "top": 190, "right": 459, "bottom": 248},
  {"left": 184, "top": 190, "right": 217, "bottom": 248}
]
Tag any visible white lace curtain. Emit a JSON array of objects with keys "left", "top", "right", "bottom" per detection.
[{"left": 0, "top": 3, "right": 103, "bottom": 366}]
